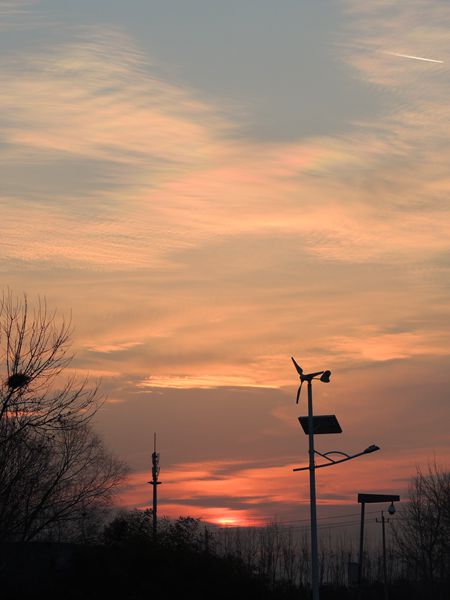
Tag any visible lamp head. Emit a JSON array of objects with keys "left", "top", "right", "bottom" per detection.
[
  {"left": 364, "top": 444, "right": 380, "bottom": 454},
  {"left": 388, "top": 501, "right": 396, "bottom": 515}
]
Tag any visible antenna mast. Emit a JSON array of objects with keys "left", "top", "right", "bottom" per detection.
[{"left": 149, "top": 432, "right": 161, "bottom": 540}]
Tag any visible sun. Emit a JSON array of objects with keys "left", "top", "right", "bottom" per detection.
[{"left": 216, "top": 517, "right": 239, "bottom": 527}]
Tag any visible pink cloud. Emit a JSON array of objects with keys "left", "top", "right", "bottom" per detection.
[{"left": 113, "top": 449, "right": 450, "bottom": 526}]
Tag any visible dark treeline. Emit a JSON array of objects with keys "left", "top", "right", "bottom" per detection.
[
  {"left": 1, "top": 454, "right": 449, "bottom": 600},
  {"left": 0, "top": 514, "right": 299, "bottom": 600},
  {"left": 1, "top": 473, "right": 449, "bottom": 600}
]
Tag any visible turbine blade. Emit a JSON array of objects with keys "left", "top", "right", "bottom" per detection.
[
  {"left": 296, "top": 381, "right": 303, "bottom": 404},
  {"left": 291, "top": 356, "right": 303, "bottom": 376}
]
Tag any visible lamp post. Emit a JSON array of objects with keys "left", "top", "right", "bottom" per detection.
[
  {"left": 377, "top": 509, "right": 388, "bottom": 600},
  {"left": 357, "top": 493, "right": 399, "bottom": 600},
  {"left": 291, "top": 358, "right": 380, "bottom": 600},
  {"left": 307, "top": 376, "right": 319, "bottom": 600}
]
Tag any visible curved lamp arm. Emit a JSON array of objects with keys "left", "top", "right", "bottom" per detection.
[
  {"left": 293, "top": 445, "right": 380, "bottom": 472},
  {"left": 314, "top": 450, "right": 350, "bottom": 463}
]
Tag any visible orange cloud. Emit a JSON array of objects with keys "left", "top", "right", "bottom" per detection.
[
  {"left": 2, "top": 7, "right": 450, "bottom": 528},
  {"left": 88, "top": 341, "right": 144, "bottom": 353},
  {"left": 330, "top": 330, "right": 450, "bottom": 362},
  {"left": 138, "top": 374, "right": 275, "bottom": 390},
  {"left": 114, "top": 449, "right": 448, "bottom": 525}
]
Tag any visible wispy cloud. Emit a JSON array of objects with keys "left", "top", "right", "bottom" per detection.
[
  {"left": 88, "top": 341, "right": 144, "bottom": 354},
  {"left": 2, "top": 24, "right": 450, "bottom": 274},
  {"left": 0, "top": 0, "right": 40, "bottom": 31},
  {"left": 138, "top": 375, "right": 275, "bottom": 390},
  {"left": 0, "top": 0, "right": 35, "bottom": 18},
  {"left": 330, "top": 330, "right": 450, "bottom": 362}
]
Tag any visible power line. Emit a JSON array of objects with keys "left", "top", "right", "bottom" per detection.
[
  {"left": 213, "top": 509, "right": 383, "bottom": 530},
  {"left": 268, "top": 509, "right": 381, "bottom": 526}
]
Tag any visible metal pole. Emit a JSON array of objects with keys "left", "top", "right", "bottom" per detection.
[
  {"left": 152, "top": 478, "right": 157, "bottom": 539},
  {"left": 307, "top": 380, "right": 319, "bottom": 600},
  {"left": 358, "top": 501, "right": 365, "bottom": 599},
  {"left": 381, "top": 511, "right": 388, "bottom": 600},
  {"left": 151, "top": 432, "right": 160, "bottom": 542}
]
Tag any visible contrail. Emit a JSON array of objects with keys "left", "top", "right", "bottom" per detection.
[{"left": 385, "top": 51, "right": 444, "bottom": 64}]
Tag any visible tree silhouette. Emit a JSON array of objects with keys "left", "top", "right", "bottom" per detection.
[
  {"left": 0, "top": 291, "right": 127, "bottom": 541},
  {"left": 393, "top": 462, "right": 450, "bottom": 597}
]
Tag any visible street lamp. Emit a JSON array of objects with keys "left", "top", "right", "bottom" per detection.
[
  {"left": 293, "top": 444, "right": 380, "bottom": 472},
  {"left": 291, "top": 357, "right": 380, "bottom": 600},
  {"left": 357, "top": 493, "right": 400, "bottom": 600}
]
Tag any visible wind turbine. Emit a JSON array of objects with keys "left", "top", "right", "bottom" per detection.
[{"left": 291, "top": 357, "right": 331, "bottom": 403}]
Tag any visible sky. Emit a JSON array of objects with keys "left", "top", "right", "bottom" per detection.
[{"left": 1, "top": 0, "right": 450, "bottom": 529}]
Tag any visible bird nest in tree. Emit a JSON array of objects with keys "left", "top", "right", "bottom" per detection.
[{"left": 6, "top": 372, "right": 31, "bottom": 390}]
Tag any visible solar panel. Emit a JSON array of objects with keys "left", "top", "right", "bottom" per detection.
[{"left": 298, "top": 415, "right": 342, "bottom": 435}]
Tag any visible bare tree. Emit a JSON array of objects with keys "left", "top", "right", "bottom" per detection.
[
  {"left": 0, "top": 292, "right": 98, "bottom": 438},
  {"left": 393, "top": 462, "right": 450, "bottom": 595},
  {"left": 0, "top": 291, "right": 127, "bottom": 542}
]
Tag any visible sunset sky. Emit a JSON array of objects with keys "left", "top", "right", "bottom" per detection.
[{"left": 1, "top": 0, "right": 450, "bottom": 528}]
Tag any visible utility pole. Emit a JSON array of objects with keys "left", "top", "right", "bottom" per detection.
[
  {"left": 376, "top": 509, "right": 390, "bottom": 600},
  {"left": 358, "top": 500, "right": 366, "bottom": 596},
  {"left": 149, "top": 433, "right": 161, "bottom": 541}
]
